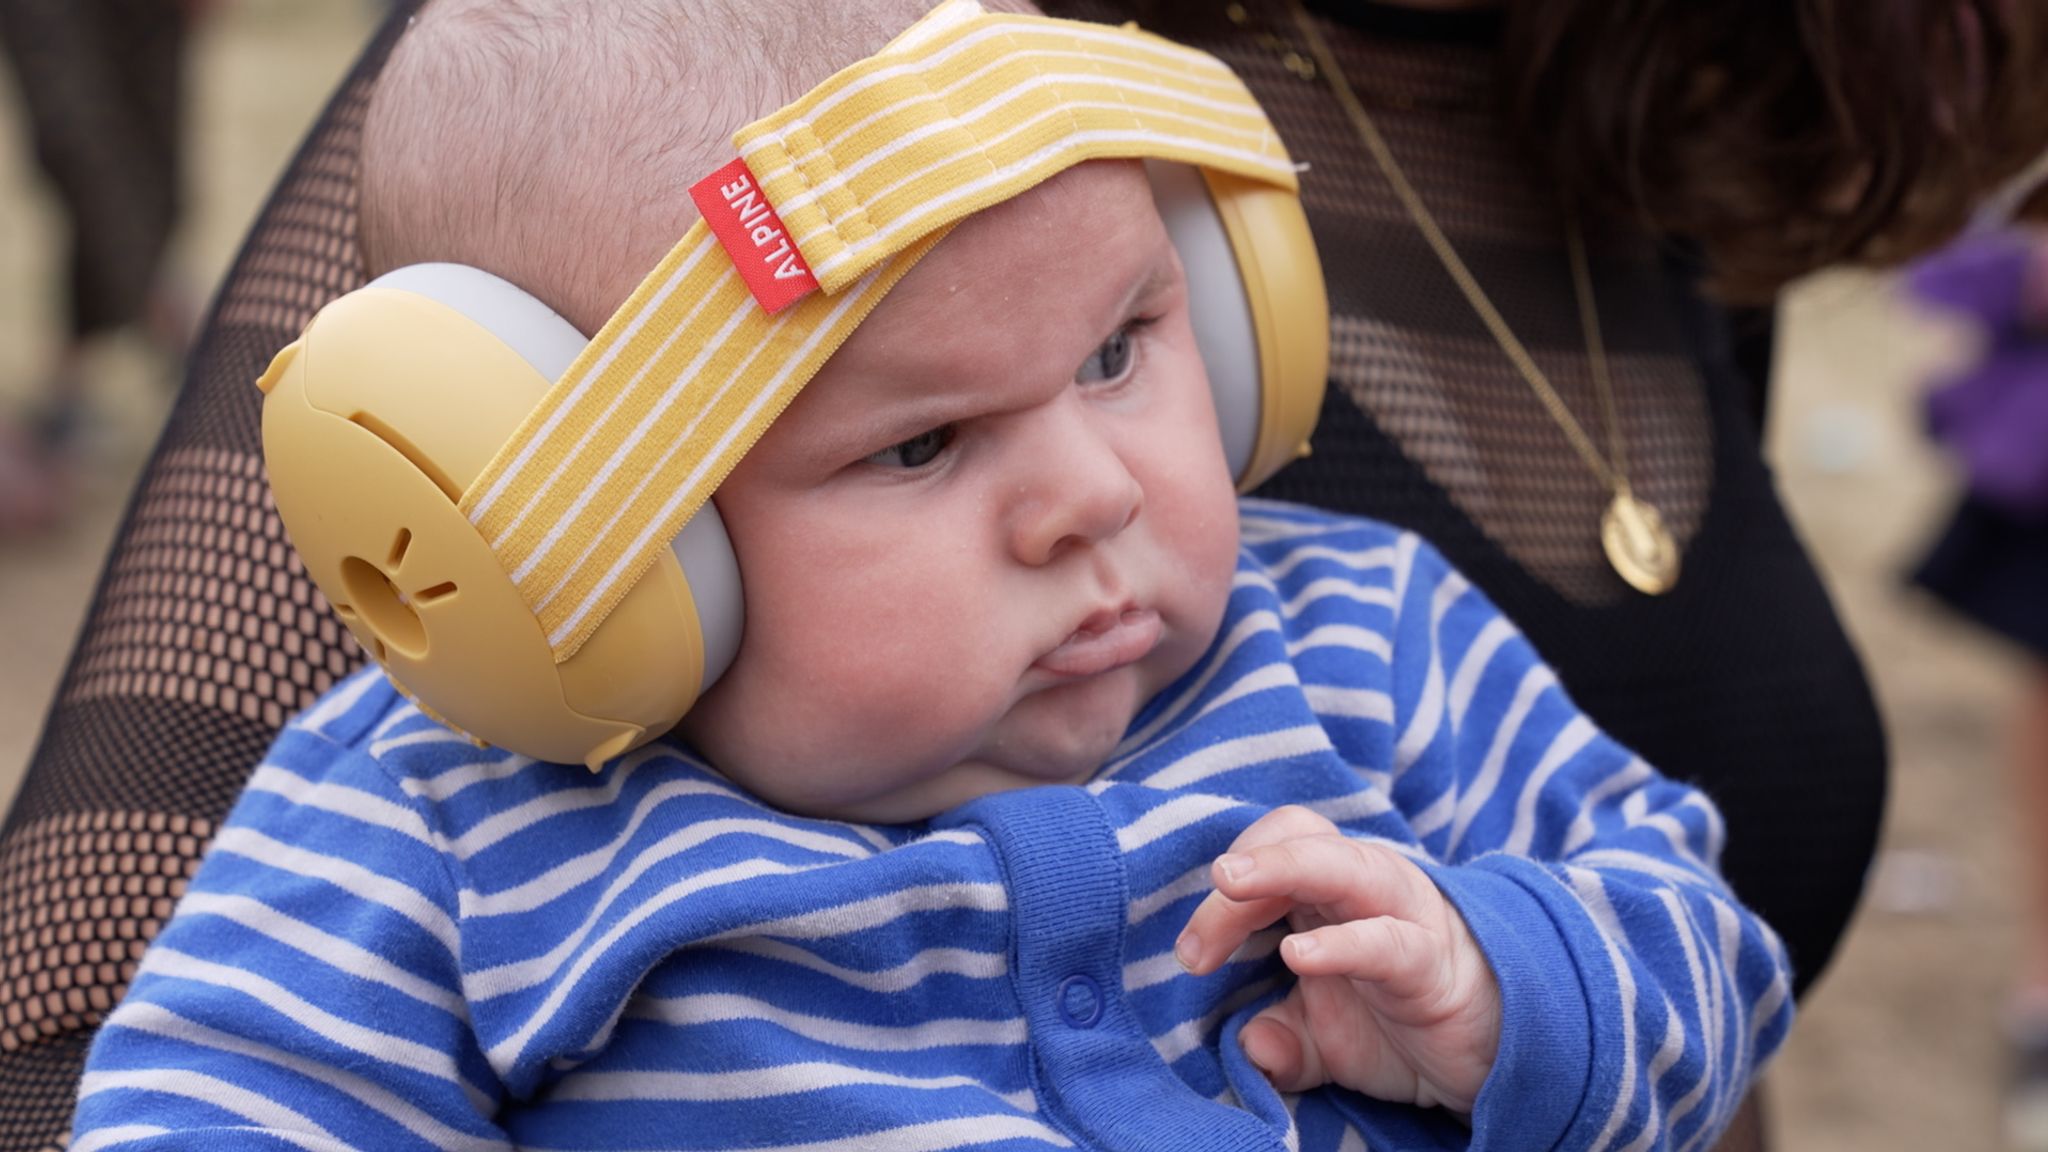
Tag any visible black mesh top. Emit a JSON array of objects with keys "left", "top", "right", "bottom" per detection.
[{"left": 0, "top": 2, "right": 1878, "bottom": 1148}]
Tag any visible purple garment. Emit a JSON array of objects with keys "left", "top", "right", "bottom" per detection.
[{"left": 1907, "top": 231, "right": 2048, "bottom": 519}]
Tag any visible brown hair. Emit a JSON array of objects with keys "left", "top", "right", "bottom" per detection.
[{"left": 1500, "top": 0, "right": 2048, "bottom": 300}]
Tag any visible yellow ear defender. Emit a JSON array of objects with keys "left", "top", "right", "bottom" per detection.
[{"left": 257, "top": 2, "right": 1328, "bottom": 771}]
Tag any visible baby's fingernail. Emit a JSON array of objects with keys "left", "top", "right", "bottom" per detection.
[
  {"left": 1175, "top": 932, "right": 1202, "bottom": 971},
  {"left": 1216, "top": 853, "right": 1252, "bottom": 884},
  {"left": 1287, "top": 934, "right": 1320, "bottom": 959}
]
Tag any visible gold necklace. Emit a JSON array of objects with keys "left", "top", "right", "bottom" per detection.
[{"left": 1263, "top": 0, "right": 1681, "bottom": 595}]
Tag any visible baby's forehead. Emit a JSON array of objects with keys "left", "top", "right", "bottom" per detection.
[{"left": 838, "top": 162, "right": 1172, "bottom": 374}]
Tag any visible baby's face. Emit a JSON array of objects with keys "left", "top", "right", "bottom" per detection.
[{"left": 677, "top": 160, "right": 1241, "bottom": 822}]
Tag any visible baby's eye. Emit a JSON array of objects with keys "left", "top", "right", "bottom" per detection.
[
  {"left": 866, "top": 425, "right": 955, "bottom": 469},
  {"left": 1076, "top": 324, "right": 1137, "bottom": 385}
]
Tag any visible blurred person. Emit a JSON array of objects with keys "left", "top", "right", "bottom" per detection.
[
  {"left": 0, "top": 0, "right": 205, "bottom": 536},
  {"left": 1905, "top": 223, "right": 2048, "bottom": 1152}
]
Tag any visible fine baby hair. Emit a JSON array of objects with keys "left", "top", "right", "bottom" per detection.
[{"left": 257, "top": 0, "right": 1329, "bottom": 771}]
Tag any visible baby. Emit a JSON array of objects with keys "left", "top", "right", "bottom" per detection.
[{"left": 70, "top": 1, "right": 1791, "bottom": 1150}]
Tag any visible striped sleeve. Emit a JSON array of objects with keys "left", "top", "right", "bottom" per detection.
[
  {"left": 1382, "top": 533, "right": 1794, "bottom": 1152},
  {"left": 69, "top": 684, "right": 512, "bottom": 1151}
]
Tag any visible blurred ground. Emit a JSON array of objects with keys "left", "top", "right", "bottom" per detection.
[{"left": 0, "top": 2, "right": 2038, "bottom": 1148}]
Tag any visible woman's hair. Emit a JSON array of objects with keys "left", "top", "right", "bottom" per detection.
[{"left": 1501, "top": 0, "right": 2048, "bottom": 300}]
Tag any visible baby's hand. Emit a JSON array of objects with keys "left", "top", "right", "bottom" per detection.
[{"left": 1175, "top": 806, "right": 1501, "bottom": 1113}]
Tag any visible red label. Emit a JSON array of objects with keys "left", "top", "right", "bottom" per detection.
[{"left": 689, "top": 158, "right": 819, "bottom": 315}]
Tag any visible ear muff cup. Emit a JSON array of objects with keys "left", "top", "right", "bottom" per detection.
[
  {"left": 1146, "top": 160, "right": 1329, "bottom": 491},
  {"left": 259, "top": 265, "right": 742, "bottom": 770}
]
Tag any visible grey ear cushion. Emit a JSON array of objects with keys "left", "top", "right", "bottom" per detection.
[
  {"left": 360, "top": 264, "right": 745, "bottom": 692},
  {"left": 1145, "top": 160, "right": 1261, "bottom": 483}
]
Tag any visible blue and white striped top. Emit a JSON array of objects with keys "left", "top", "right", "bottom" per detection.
[{"left": 73, "top": 503, "right": 1792, "bottom": 1151}]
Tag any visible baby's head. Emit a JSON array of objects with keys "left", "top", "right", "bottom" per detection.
[{"left": 362, "top": 0, "right": 1243, "bottom": 822}]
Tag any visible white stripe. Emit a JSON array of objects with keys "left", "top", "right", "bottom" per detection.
[
  {"left": 1302, "top": 684, "right": 1394, "bottom": 723},
  {"left": 1106, "top": 609, "right": 1281, "bottom": 765},
  {"left": 1562, "top": 759, "right": 1655, "bottom": 856},
  {"left": 489, "top": 253, "right": 730, "bottom": 555},
  {"left": 292, "top": 669, "right": 381, "bottom": 735},
  {"left": 173, "top": 892, "right": 466, "bottom": 1017},
  {"left": 68, "top": 1126, "right": 170, "bottom": 1152},
  {"left": 481, "top": 876, "right": 1008, "bottom": 1062},
  {"left": 584, "top": 1113, "right": 1073, "bottom": 1152},
  {"left": 1130, "top": 862, "right": 1212, "bottom": 925},
  {"left": 1565, "top": 867, "right": 1641, "bottom": 1152},
  {"left": 1392, "top": 570, "right": 1468, "bottom": 775},
  {"left": 790, "top": 90, "right": 1273, "bottom": 254},
  {"left": 466, "top": 239, "right": 716, "bottom": 522},
  {"left": 1149, "top": 977, "right": 1277, "bottom": 1064},
  {"left": 712, "top": 936, "right": 1006, "bottom": 993},
  {"left": 244, "top": 765, "right": 435, "bottom": 847},
  {"left": 1124, "top": 931, "right": 1278, "bottom": 992},
  {"left": 729, "top": 882, "right": 1009, "bottom": 941},
  {"left": 1264, "top": 543, "right": 1399, "bottom": 583},
  {"left": 1280, "top": 575, "right": 1396, "bottom": 618},
  {"left": 100, "top": 1002, "right": 501, "bottom": 1152},
  {"left": 1102, "top": 658, "right": 1297, "bottom": 779},
  {"left": 813, "top": 126, "right": 1293, "bottom": 280},
  {"left": 461, "top": 807, "right": 869, "bottom": 920},
  {"left": 772, "top": 73, "right": 1272, "bottom": 223},
  {"left": 544, "top": 264, "right": 893, "bottom": 646},
  {"left": 1405, "top": 785, "right": 1458, "bottom": 839},
  {"left": 1503, "top": 714, "right": 1600, "bottom": 855},
  {"left": 1304, "top": 786, "right": 1396, "bottom": 825},
  {"left": 1445, "top": 665, "right": 1558, "bottom": 855},
  {"left": 1115, "top": 793, "right": 1246, "bottom": 852},
  {"left": 552, "top": 1061, "right": 1035, "bottom": 1110},
  {"left": 629, "top": 992, "right": 1027, "bottom": 1051},
  {"left": 1446, "top": 616, "right": 1516, "bottom": 726},
  {"left": 368, "top": 725, "right": 477, "bottom": 758},
  {"left": 467, "top": 856, "right": 817, "bottom": 1003},
  {"left": 1566, "top": 850, "right": 1716, "bottom": 889},
  {"left": 512, "top": 263, "right": 755, "bottom": 586},
  {"left": 208, "top": 827, "right": 459, "bottom": 956},
  {"left": 1284, "top": 623, "right": 1392, "bottom": 662},
  {"left": 399, "top": 751, "right": 538, "bottom": 803},
  {"left": 1615, "top": 1004, "right": 1685, "bottom": 1152},
  {"left": 77, "top": 1070, "right": 342, "bottom": 1149},
  {"left": 1135, "top": 725, "right": 1332, "bottom": 791},
  {"left": 738, "top": 18, "right": 1234, "bottom": 145},
  {"left": 130, "top": 948, "right": 489, "bottom": 1109}
]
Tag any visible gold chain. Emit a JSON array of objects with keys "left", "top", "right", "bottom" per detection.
[
  {"left": 1266, "top": 0, "right": 1681, "bottom": 594},
  {"left": 1276, "top": 0, "right": 1628, "bottom": 495}
]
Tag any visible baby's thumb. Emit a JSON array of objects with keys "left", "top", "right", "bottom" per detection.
[{"left": 1240, "top": 991, "right": 1324, "bottom": 1093}]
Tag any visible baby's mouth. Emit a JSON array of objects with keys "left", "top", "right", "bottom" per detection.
[{"left": 1033, "top": 607, "right": 1162, "bottom": 680}]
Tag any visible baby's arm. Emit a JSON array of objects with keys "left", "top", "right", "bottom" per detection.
[
  {"left": 69, "top": 675, "right": 512, "bottom": 1150},
  {"left": 1195, "top": 522, "right": 1793, "bottom": 1151}
]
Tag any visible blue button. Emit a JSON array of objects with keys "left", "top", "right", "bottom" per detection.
[{"left": 1056, "top": 974, "right": 1103, "bottom": 1028}]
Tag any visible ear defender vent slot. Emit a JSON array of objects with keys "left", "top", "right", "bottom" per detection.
[
  {"left": 350, "top": 411, "right": 463, "bottom": 502},
  {"left": 389, "top": 527, "right": 413, "bottom": 568},
  {"left": 339, "top": 540, "right": 432, "bottom": 661},
  {"left": 414, "top": 581, "right": 459, "bottom": 605}
]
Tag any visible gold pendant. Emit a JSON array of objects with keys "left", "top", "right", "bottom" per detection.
[{"left": 1601, "top": 490, "right": 1680, "bottom": 595}]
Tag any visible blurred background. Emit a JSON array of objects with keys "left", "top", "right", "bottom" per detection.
[{"left": 0, "top": 2, "right": 2038, "bottom": 1149}]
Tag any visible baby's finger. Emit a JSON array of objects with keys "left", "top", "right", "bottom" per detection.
[
  {"left": 1176, "top": 888, "right": 1292, "bottom": 975},
  {"left": 1281, "top": 916, "right": 1441, "bottom": 1004},
  {"left": 1240, "top": 990, "right": 1326, "bottom": 1093},
  {"left": 1212, "top": 835, "right": 1433, "bottom": 925}
]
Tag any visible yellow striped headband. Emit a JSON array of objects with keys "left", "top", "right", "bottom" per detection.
[{"left": 258, "top": 0, "right": 1325, "bottom": 768}]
